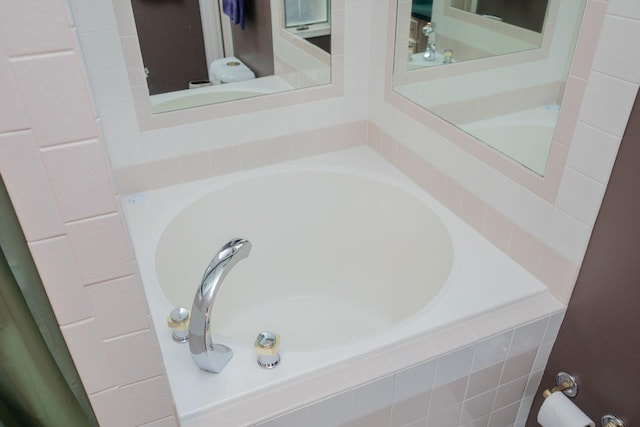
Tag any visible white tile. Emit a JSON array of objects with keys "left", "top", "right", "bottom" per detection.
[
  {"left": 120, "top": 376, "right": 175, "bottom": 426},
  {"left": 100, "top": 101, "right": 139, "bottom": 139},
  {"left": 105, "top": 329, "right": 164, "bottom": 385},
  {"left": 554, "top": 168, "right": 606, "bottom": 227},
  {"left": 89, "top": 66, "right": 133, "bottom": 106},
  {"left": 591, "top": 15, "right": 640, "bottom": 83},
  {"left": 567, "top": 122, "right": 621, "bottom": 184},
  {"left": 508, "top": 319, "right": 548, "bottom": 358},
  {"left": 542, "top": 208, "right": 592, "bottom": 265},
  {"left": 89, "top": 388, "right": 133, "bottom": 427},
  {"left": 352, "top": 375, "right": 394, "bottom": 419},
  {"left": 80, "top": 30, "right": 127, "bottom": 71},
  {"left": 578, "top": 71, "right": 639, "bottom": 137},
  {"left": 533, "top": 341, "right": 554, "bottom": 372},
  {"left": 472, "top": 331, "right": 513, "bottom": 372},
  {"left": 433, "top": 346, "right": 476, "bottom": 387},
  {"left": 607, "top": 0, "right": 640, "bottom": 20},
  {"left": 70, "top": 0, "right": 118, "bottom": 33},
  {"left": 304, "top": 391, "right": 353, "bottom": 427},
  {"left": 394, "top": 360, "right": 437, "bottom": 401},
  {"left": 542, "top": 312, "right": 565, "bottom": 344}
]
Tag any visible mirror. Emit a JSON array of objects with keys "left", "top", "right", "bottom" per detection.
[
  {"left": 130, "top": 0, "right": 332, "bottom": 114},
  {"left": 392, "top": 0, "right": 586, "bottom": 175}
]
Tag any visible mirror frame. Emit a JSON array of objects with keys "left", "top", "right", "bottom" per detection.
[
  {"left": 112, "top": 0, "right": 344, "bottom": 131},
  {"left": 386, "top": 0, "right": 592, "bottom": 202}
]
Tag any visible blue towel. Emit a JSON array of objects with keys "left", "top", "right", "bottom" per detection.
[{"left": 222, "top": 0, "right": 245, "bottom": 30}]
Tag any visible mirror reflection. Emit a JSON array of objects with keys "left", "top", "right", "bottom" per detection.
[
  {"left": 131, "top": 0, "right": 332, "bottom": 114},
  {"left": 393, "top": 0, "right": 585, "bottom": 175}
]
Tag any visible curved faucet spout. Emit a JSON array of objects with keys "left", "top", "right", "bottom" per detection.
[{"left": 188, "top": 238, "right": 252, "bottom": 373}]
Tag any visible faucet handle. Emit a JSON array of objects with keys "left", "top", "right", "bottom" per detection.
[
  {"left": 255, "top": 331, "right": 281, "bottom": 369},
  {"left": 167, "top": 307, "right": 190, "bottom": 343}
]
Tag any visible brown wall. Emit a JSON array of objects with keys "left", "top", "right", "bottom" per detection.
[
  {"left": 525, "top": 93, "right": 640, "bottom": 425},
  {"left": 132, "top": 0, "right": 209, "bottom": 95},
  {"left": 230, "top": 0, "right": 274, "bottom": 77}
]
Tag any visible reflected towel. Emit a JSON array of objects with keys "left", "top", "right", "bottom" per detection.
[{"left": 222, "top": 0, "right": 245, "bottom": 30}]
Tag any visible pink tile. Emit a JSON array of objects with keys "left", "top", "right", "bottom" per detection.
[
  {"left": 0, "top": 131, "right": 65, "bottom": 241},
  {"left": 430, "top": 168, "right": 447, "bottom": 203},
  {"left": 289, "top": 129, "right": 322, "bottom": 159},
  {"left": 543, "top": 143, "right": 570, "bottom": 202},
  {"left": 427, "top": 403, "right": 462, "bottom": 427},
  {"left": 488, "top": 401, "right": 519, "bottom": 427},
  {"left": 42, "top": 140, "right": 116, "bottom": 222},
  {"left": 591, "top": 15, "right": 640, "bottom": 83},
  {"left": 239, "top": 140, "right": 267, "bottom": 170},
  {"left": 318, "top": 124, "right": 347, "bottom": 152},
  {"left": 482, "top": 205, "right": 513, "bottom": 253},
  {"left": 120, "top": 376, "right": 175, "bottom": 426},
  {"left": 554, "top": 76, "right": 587, "bottom": 147},
  {"left": 263, "top": 135, "right": 293, "bottom": 164},
  {"left": 0, "top": 0, "right": 73, "bottom": 56},
  {"left": 28, "top": 237, "right": 92, "bottom": 325},
  {"left": 85, "top": 275, "right": 151, "bottom": 338},
  {"left": 408, "top": 155, "right": 434, "bottom": 193},
  {"left": 461, "top": 389, "right": 497, "bottom": 425},
  {"left": 65, "top": 213, "right": 136, "bottom": 285},
  {"left": 443, "top": 177, "right": 464, "bottom": 213},
  {"left": 112, "top": 0, "right": 138, "bottom": 37},
  {"left": 212, "top": 145, "right": 243, "bottom": 175},
  {"left": 500, "top": 350, "right": 537, "bottom": 385},
  {"left": 570, "top": 0, "right": 608, "bottom": 79},
  {"left": 381, "top": 132, "right": 398, "bottom": 164},
  {"left": 459, "top": 189, "right": 486, "bottom": 232},
  {"left": 429, "top": 377, "right": 467, "bottom": 412},
  {"left": 493, "top": 377, "right": 527, "bottom": 410},
  {"left": 115, "top": 164, "right": 151, "bottom": 195},
  {"left": 536, "top": 247, "right": 580, "bottom": 302},
  {"left": 390, "top": 392, "right": 431, "bottom": 427},
  {"left": 367, "top": 122, "right": 383, "bottom": 154},
  {"left": 0, "top": 47, "right": 29, "bottom": 133},
  {"left": 105, "top": 329, "right": 164, "bottom": 386},
  {"left": 466, "top": 363, "right": 503, "bottom": 398},
  {"left": 179, "top": 151, "right": 213, "bottom": 183},
  {"left": 11, "top": 52, "right": 98, "bottom": 147},
  {"left": 61, "top": 319, "right": 118, "bottom": 394},
  {"left": 507, "top": 226, "right": 544, "bottom": 275},
  {"left": 344, "top": 353, "right": 396, "bottom": 387},
  {"left": 345, "top": 120, "right": 368, "bottom": 147},
  {"left": 89, "top": 388, "right": 133, "bottom": 427},
  {"left": 146, "top": 157, "right": 183, "bottom": 190}
]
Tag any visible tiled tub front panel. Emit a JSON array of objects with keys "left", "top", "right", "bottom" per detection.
[{"left": 181, "top": 294, "right": 564, "bottom": 427}]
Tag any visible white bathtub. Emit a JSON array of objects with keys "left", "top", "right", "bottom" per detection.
[
  {"left": 150, "top": 76, "right": 294, "bottom": 114},
  {"left": 123, "top": 147, "right": 549, "bottom": 422},
  {"left": 459, "top": 106, "right": 559, "bottom": 175}
]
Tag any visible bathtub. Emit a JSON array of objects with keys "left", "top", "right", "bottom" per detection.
[
  {"left": 459, "top": 106, "right": 559, "bottom": 175},
  {"left": 150, "top": 76, "right": 294, "bottom": 114},
  {"left": 123, "top": 147, "right": 560, "bottom": 425}
]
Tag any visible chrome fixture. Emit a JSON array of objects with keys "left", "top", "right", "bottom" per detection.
[
  {"left": 602, "top": 414, "right": 625, "bottom": 427},
  {"left": 255, "top": 331, "right": 281, "bottom": 369},
  {"left": 167, "top": 307, "right": 190, "bottom": 343},
  {"left": 542, "top": 371, "right": 579, "bottom": 398},
  {"left": 422, "top": 22, "right": 436, "bottom": 61},
  {"left": 188, "top": 238, "right": 252, "bottom": 373}
]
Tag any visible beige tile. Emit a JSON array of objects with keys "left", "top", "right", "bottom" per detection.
[
  {"left": 0, "top": 131, "right": 65, "bottom": 241},
  {"left": 0, "top": 0, "right": 74, "bottom": 56},
  {"left": 105, "top": 329, "right": 164, "bottom": 386},
  {"left": 120, "top": 376, "right": 175, "bottom": 426},
  {"left": 42, "top": 140, "right": 116, "bottom": 222},
  {"left": 65, "top": 213, "right": 136, "bottom": 285},
  {"left": 61, "top": 319, "right": 118, "bottom": 394},
  {"left": 11, "top": 52, "right": 97, "bottom": 147},
  {"left": 85, "top": 275, "right": 150, "bottom": 338},
  {"left": 28, "top": 237, "right": 92, "bottom": 325}
]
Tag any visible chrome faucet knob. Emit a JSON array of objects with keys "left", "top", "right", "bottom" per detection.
[
  {"left": 255, "top": 331, "right": 281, "bottom": 369},
  {"left": 167, "top": 307, "right": 190, "bottom": 343}
]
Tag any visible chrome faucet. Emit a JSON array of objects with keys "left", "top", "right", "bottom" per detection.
[
  {"left": 422, "top": 22, "right": 436, "bottom": 61},
  {"left": 188, "top": 238, "right": 252, "bottom": 373}
]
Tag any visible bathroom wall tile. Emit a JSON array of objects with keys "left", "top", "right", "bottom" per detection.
[
  {"left": 290, "top": 129, "right": 323, "bottom": 159},
  {"left": 460, "top": 389, "right": 497, "bottom": 425},
  {"left": 139, "top": 416, "right": 179, "bottom": 427},
  {"left": 459, "top": 189, "right": 487, "bottom": 233},
  {"left": 0, "top": 132, "right": 66, "bottom": 241},
  {"left": 507, "top": 226, "right": 543, "bottom": 275},
  {"left": 146, "top": 157, "right": 183, "bottom": 190},
  {"left": 179, "top": 151, "right": 213, "bottom": 183},
  {"left": 516, "top": 396, "right": 535, "bottom": 425},
  {"left": 11, "top": 53, "right": 98, "bottom": 147},
  {"left": 346, "top": 121, "right": 368, "bottom": 147},
  {"left": 212, "top": 145, "right": 243, "bottom": 176},
  {"left": 61, "top": 319, "right": 118, "bottom": 394},
  {"left": 481, "top": 206, "right": 514, "bottom": 253},
  {"left": 570, "top": 0, "right": 607, "bottom": 79},
  {"left": 115, "top": 164, "right": 151, "bottom": 195},
  {"left": 523, "top": 370, "right": 544, "bottom": 399},
  {"left": 88, "top": 66, "right": 133, "bottom": 106},
  {"left": 89, "top": 388, "right": 133, "bottom": 427},
  {"left": 429, "top": 376, "right": 468, "bottom": 413},
  {"left": 106, "top": 329, "right": 165, "bottom": 386},
  {"left": 508, "top": 319, "right": 549, "bottom": 358},
  {"left": 578, "top": 71, "right": 639, "bottom": 137},
  {"left": 385, "top": 335, "right": 438, "bottom": 370},
  {"left": 390, "top": 392, "right": 431, "bottom": 427},
  {"left": 99, "top": 101, "right": 139, "bottom": 139},
  {"left": 500, "top": 350, "right": 537, "bottom": 385},
  {"left": 344, "top": 353, "right": 396, "bottom": 387},
  {"left": 304, "top": 391, "right": 353, "bottom": 427},
  {"left": 472, "top": 331, "right": 513, "bottom": 372},
  {"left": 196, "top": 401, "right": 255, "bottom": 427},
  {"left": 240, "top": 140, "right": 267, "bottom": 170},
  {"left": 427, "top": 402, "right": 462, "bottom": 427},
  {"left": 429, "top": 325, "right": 475, "bottom": 356},
  {"left": 536, "top": 248, "right": 580, "bottom": 302},
  {"left": 542, "top": 208, "right": 591, "bottom": 265},
  {"left": 553, "top": 76, "right": 587, "bottom": 148},
  {"left": 433, "top": 347, "right": 475, "bottom": 388},
  {"left": 488, "top": 401, "right": 520, "bottom": 427},
  {"left": 42, "top": 140, "right": 116, "bottom": 221},
  {"left": 533, "top": 341, "right": 554, "bottom": 373},
  {"left": 352, "top": 375, "right": 394, "bottom": 420},
  {"left": 394, "top": 360, "right": 437, "bottom": 402},
  {"left": 554, "top": 168, "right": 605, "bottom": 227},
  {"left": 120, "top": 376, "right": 175, "bottom": 426},
  {"left": 79, "top": 29, "right": 127, "bottom": 71},
  {"left": 111, "top": 0, "right": 138, "bottom": 37},
  {"left": 591, "top": 15, "right": 640, "bottom": 84},
  {"left": 462, "top": 415, "right": 490, "bottom": 427},
  {"left": 85, "top": 274, "right": 150, "bottom": 338},
  {"left": 70, "top": 0, "right": 118, "bottom": 33},
  {"left": 542, "top": 312, "right": 565, "bottom": 344},
  {"left": 466, "top": 363, "right": 504, "bottom": 398},
  {"left": 608, "top": 0, "right": 640, "bottom": 20},
  {"left": 263, "top": 135, "right": 293, "bottom": 165},
  {"left": 494, "top": 376, "right": 527, "bottom": 410},
  {"left": 28, "top": 237, "right": 92, "bottom": 325},
  {"left": 65, "top": 213, "right": 136, "bottom": 285},
  {"left": 248, "top": 384, "right": 306, "bottom": 425},
  {"left": 567, "top": 122, "right": 620, "bottom": 185},
  {"left": 0, "top": 47, "right": 29, "bottom": 133},
  {"left": 255, "top": 408, "right": 310, "bottom": 427},
  {"left": 351, "top": 407, "right": 392, "bottom": 427},
  {"left": 318, "top": 124, "right": 347, "bottom": 153},
  {"left": 0, "top": 0, "right": 73, "bottom": 56}
]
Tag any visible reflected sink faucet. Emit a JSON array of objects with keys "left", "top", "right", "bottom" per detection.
[
  {"left": 188, "top": 238, "right": 252, "bottom": 373},
  {"left": 422, "top": 22, "right": 436, "bottom": 61}
]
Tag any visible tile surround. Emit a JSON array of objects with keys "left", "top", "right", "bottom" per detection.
[{"left": 1, "top": 0, "right": 639, "bottom": 427}]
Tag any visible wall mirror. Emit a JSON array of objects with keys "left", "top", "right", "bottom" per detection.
[
  {"left": 392, "top": 0, "right": 586, "bottom": 176},
  {"left": 129, "top": 0, "right": 332, "bottom": 114}
]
